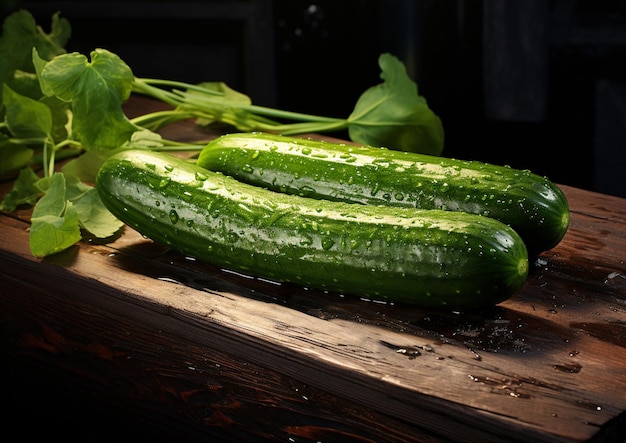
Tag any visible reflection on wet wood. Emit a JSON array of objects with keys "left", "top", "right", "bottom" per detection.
[{"left": 1, "top": 98, "right": 625, "bottom": 442}]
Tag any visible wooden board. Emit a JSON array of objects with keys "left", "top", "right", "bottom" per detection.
[{"left": 1, "top": 97, "right": 625, "bottom": 442}]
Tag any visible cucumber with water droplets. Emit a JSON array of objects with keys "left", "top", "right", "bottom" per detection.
[
  {"left": 197, "top": 132, "right": 569, "bottom": 254},
  {"left": 96, "top": 149, "right": 529, "bottom": 309}
]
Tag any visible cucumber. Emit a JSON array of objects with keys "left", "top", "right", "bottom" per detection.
[
  {"left": 197, "top": 132, "right": 570, "bottom": 254},
  {"left": 97, "top": 149, "right": 528, "bottom": 309}
]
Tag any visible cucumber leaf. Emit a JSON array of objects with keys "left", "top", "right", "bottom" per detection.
[
  {"left": 193, "top": 81, "right": 253, "bottom": 127},
  {"left": 29, "top": 172, "right": 82, "bottom": 257},
  {"left": 347, "top": 53, "right": 444, "bottom": 156},
  {"left": 0, "top": 10, "right": 69, "bottom": 104},
  {"left": 3, "top": 83, "right": 52, "bottom": 139},
  {"left": 5, "top": 69, "right": 42, "bottom": 100},
  {"left": 60, "top": 129, "right": 166, "bottom": 184},
  {"left": 61, "top": 173, "right": 92, "bottom": 201},
  {"left": 73, "top": 187, "right": 124, "bottom": 238},
  {"left": 39, "top": 48, "right": 139, "bottom": 151},
  {"left": 61, "top": 151, "right": 109, "bottom": 183},
  {"left": 0, "top": 134, "right": 34, "bottom": 176},
  {"left": 26, "top": 168, "right": 123, "bottom": 256},
  {"left": 54, "top": 173, "right": 123, "bottom": 238},
  {"left": 32, "top": 48, "right": 72, "bottom": 144},
  {"left": 0, "top": 166, "right": 41, "bottom": 211}
]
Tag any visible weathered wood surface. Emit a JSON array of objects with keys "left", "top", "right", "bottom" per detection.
[{"left": 1, "top": 97, "right": 625, "bottom": 442}]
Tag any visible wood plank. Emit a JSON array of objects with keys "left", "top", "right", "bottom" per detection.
[{"left": 2, "top": 182, "right": 626, "bottom": 442}]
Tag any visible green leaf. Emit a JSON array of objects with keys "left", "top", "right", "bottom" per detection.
[
  {"left": 41, "top": 93, "right": 71, "bottom": 144},
  {"left": 32, "top": 173, "right": 67, "bottom": 216},
  {"left": 121, "top": 128, "right": 164, "bottom": 149},
  {"left": 0, "top": 10, "right": 69, "bottom": 103},
  {"left": 61, "top": 151, "right": 108, "bottom": 183},
  {"left": 63, "top": 173, "right": 93, "bottom": 201},
  {"left": 29, "top": 172, "right": 82, "bottom": 257},
  {"left": 61, "top": 130, "right": 165, "bottom": 184},
  {"left": 3, "top": 83, "right": 52, "bottom": 139},
  {"left": 32, "top": 49, "right": 71, "bottom": 144},
  {"left": 198, "top": 82, "right": 251, "bottom": 105},
  {"left": 29, "top": 201, "right": 81, "bottom": 257},
  {"left": 39, "top": 48, "right": 139, "bottom": 151},
  {"left": 0, "top": 134, "right": 34, "bottom": 176},
  {"left": 32, "top": 46, "right": 51, "bottom": 95},
  {"left": 5, "top": 69, "right": 42, "bottom": 100},
  {"left": 186, "top": 82, "right": 252, "bottom": 127},
  {"left": 0, "top": 166, "right": 41, "bottom": 211},
  {"left": 73, "top": 187, "right": 124, "bottom": 238},
  {"left": 347, "top": 53, "right": 444, "bottom": 156}
]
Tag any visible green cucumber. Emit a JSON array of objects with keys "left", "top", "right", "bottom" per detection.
[
  {"left": 97, "top": 149, "right": 528, "bottom": 309},
  {"left": 197, "top": 132, "right": 570, "bottom": 254}
]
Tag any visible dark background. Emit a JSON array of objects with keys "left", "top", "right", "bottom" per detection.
[
  {"left": 1, "top": 1, "right": 626, "bottom": 440},
  {"left": 2, "top": 0, "right": 625, "bottom": 197}
]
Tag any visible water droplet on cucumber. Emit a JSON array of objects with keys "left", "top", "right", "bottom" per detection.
[
  {"left": 300, "top": 234, "right": 313, "bottom": 246},
  {"left": 169, "top": 209, "right": 179, "bottom": 224},
  {"left": 321, "top": 236, "right": 335, "bottom": 250},
  {"left": 226, "top": 231, "right": 239, "bottom": 243},
  {"left": 298, "top": 185, "right": 315, "bottom": 196}
]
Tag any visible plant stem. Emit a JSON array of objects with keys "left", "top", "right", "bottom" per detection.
[
  {"left": 131, "top": 77, "right": 350, "bottom": 136},
  {"left": 135, "top": 78, "right": 223, "bottom": 96},
  {"left": 240, "top": 103, "right": 345, "bottom": 124},
  {"left": 45, "top": 141, "right": 55, "bottom": 177},
  {"left": 130, "top": 110, "right": 197, "bottom": 130},
  {"left": 31, "top": 147, "right": 83, "bottom": 167}
]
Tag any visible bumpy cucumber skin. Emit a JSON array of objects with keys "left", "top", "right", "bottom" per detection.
[
  {"left": 197, "top": 133, "right": 570, "bottom": 254},
  {"left": 97, "top": 150, "right": 529, "bottom": 309}
]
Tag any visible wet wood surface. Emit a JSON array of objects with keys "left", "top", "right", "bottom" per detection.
[{"left": 1, "top": 96, "right": 625, "bottom": 442}]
